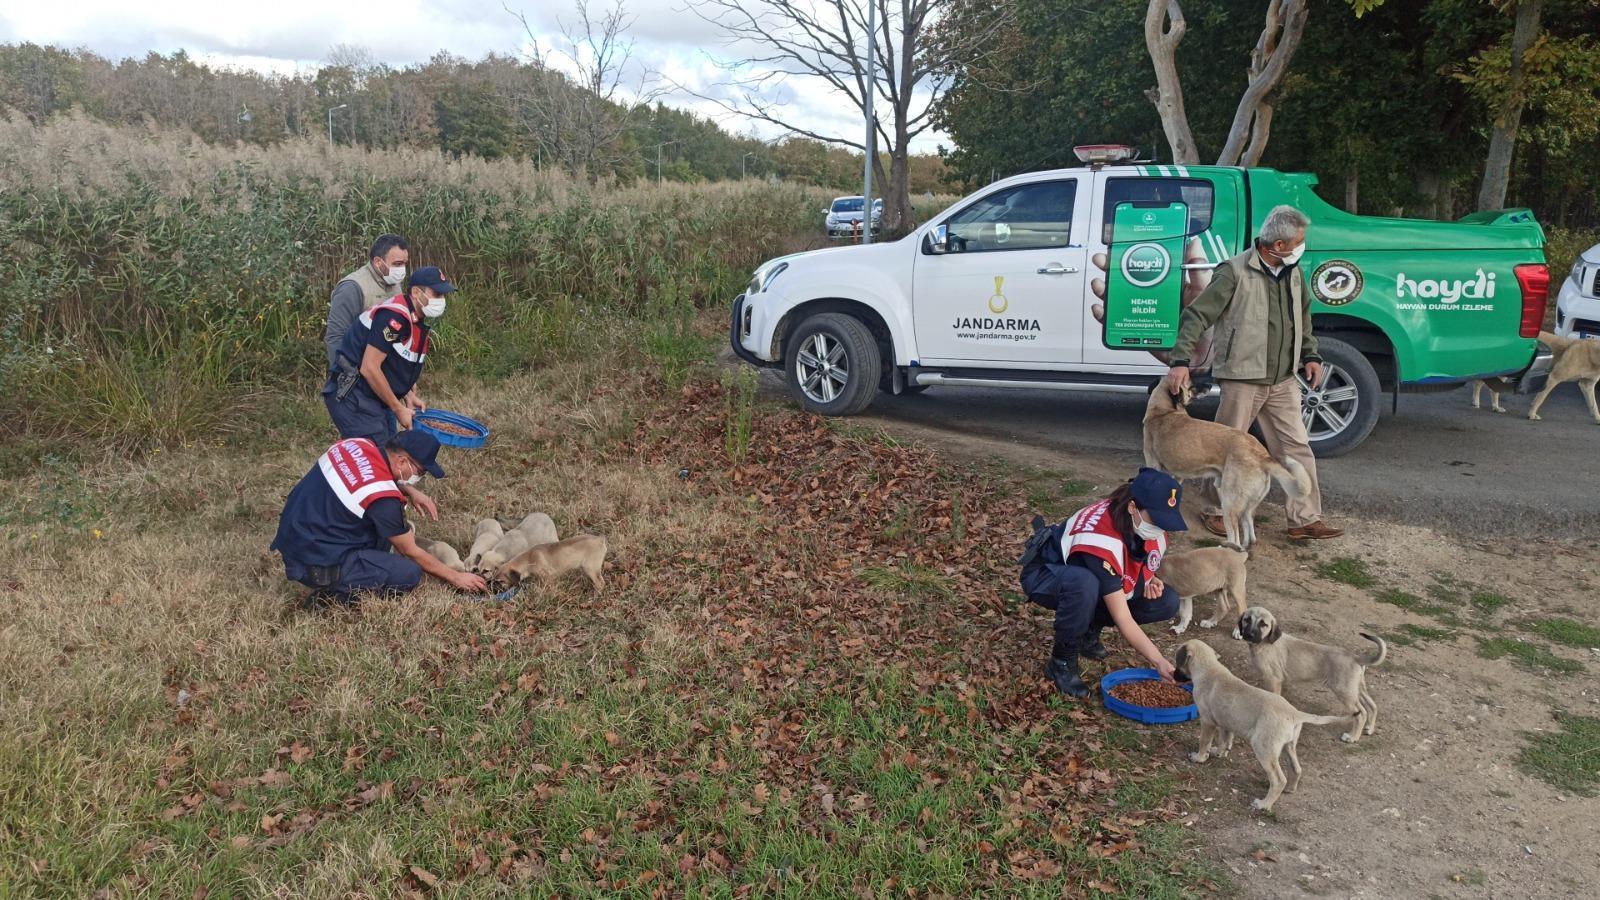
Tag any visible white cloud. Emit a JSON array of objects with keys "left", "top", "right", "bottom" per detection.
[{"left": 0, "top": 0, "right": 946, "bottom": 152}]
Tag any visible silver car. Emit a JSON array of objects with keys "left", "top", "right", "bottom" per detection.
[{"left": 824, "top": 196, "right": 883, "bottom": 239}]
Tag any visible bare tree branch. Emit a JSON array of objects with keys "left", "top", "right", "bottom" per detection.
[
  {"left": 1145, "top": 0, "right": 1200, "bottom": 165},
  {"left": 1216, "top": 0, "right": 1309, "bottom": 166}
]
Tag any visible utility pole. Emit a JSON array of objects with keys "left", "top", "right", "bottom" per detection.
[
  {"left": 741, "top": 151, "right": 755, "bottom": 180},
  {"left": 860, "top": 0, "right": 878, "bottom": 245},
  {"left": 654, "top": 140, "right": 680, "bottom": 185},
  {"left": 327, "top": 104, "right": 348, "bottom": 144}
]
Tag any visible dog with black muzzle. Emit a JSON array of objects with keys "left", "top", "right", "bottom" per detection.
[
  {"left": 1237, "top": 606, "right": 1386, "bottom": 744},
  {"left": 1173, "top": 639, "right": 1355, "bottom": 812}
]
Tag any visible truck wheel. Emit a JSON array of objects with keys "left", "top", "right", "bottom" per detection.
[
  {"left": 1302, "top": 336, "right": 1380, "bottom": 457},
  {"left": 785, "top": 313, "right": 881, "bottom": 416}
]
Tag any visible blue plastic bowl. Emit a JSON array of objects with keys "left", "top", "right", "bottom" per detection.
[
  {"left": 413, "top": 410, "right": 489, "bottom": 449},
  {"left": 1100, "top": 667, "right": 1197, "bottom": 724}
]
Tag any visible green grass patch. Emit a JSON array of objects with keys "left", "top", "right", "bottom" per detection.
[
  {"left": 1383, "top": 632, "right": 1417, "bottom": 648},
  {"left": 1475, "top": 638, "right": 1585, "bottom": 675},
  {"left": 1316, "top": 557, "right": 1374, "bottom": 588},
  {"left": 862, "top": 563, "right": 956, "bottom": 601},
  {"left": 1518, "top": 712, "right": 1600, "bottom": 797},
  {"left": 1470, "top": 591, "right": 1514, "bottom": 614},
  {"left": 1373, "top": 589, "right": 1455, "bottom": 619},
  {"left": 1519, "top": 617, "right": 1600, "bottom": 648},
  {"left": 1451, "top": 868, "right": 1487, "bottom": 886},
  {"left": 1397, "top": 623, "right": 1455, "bottom": 642}
]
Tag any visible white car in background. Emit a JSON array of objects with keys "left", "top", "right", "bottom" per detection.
[
  {"left": 1554, "top": 242, "right": 1600, "bottom": 339},
  {"left": 824, "top": 196, "right": 883, "bottom": 239}
]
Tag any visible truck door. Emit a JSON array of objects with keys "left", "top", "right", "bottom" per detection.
[
  {"left": 911, "top": 176, "right": 1090, "bottom": 365},
  {"left": 1081, "top": 169, "right": 1244, "bottom": 369}
]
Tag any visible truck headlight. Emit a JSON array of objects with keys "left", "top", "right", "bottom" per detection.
[{"left": 761, "top": 262, "right": 789, "bottom": 292}]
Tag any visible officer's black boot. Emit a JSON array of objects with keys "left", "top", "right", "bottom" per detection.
[
  {"left": 1081, "top": 628, "right": 1109, "bottom": 661},
  {"left": 1044, "top": 637, "right": 1091, "bottom": 699}
]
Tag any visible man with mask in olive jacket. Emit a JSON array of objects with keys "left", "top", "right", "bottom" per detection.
[
  {"left": 1164, "top": 205, "right": 1344, "bottom": 542},
  {"left": 324, "top": 234, "right": 410, "bottom": 369}
]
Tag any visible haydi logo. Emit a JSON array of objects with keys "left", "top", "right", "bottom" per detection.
[
  {"left": 1396, "top": 270, "right": 1496, "bottom": 304},
  {"left": 1121, "top": 243, "right": 1171, "bottom": 288}
]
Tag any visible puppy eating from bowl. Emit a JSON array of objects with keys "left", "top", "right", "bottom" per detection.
[
  {"left": 491, "top": 534, "right": 608, "bottom": 593},
  {"left": 1237, "top": 606, "right": 1387, "bottom": 743},
  {"left": 1173, "top": 639, "right": 1355, "bottom": 812}
]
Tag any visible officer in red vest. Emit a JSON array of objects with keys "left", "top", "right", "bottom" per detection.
[
  {"left": 1019, "top": 468, "right": 1187, "bottom": 698},
  {"left": 271, "top": 430, "right": 486, "bottom": 607}
]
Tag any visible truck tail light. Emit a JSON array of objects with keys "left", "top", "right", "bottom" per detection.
[{"left": 1514, "top": 263, "right": 1549, "bottom": 338}]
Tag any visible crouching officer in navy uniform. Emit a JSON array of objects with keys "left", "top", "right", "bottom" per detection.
[
  {"left": 271, "top": 430, "right": 486, "bottom": 606},
  {"left": 325, "top": 265, "right": 455, "bottom": 521},
  {"left": 1019, "top": 468, "right": 1187, "bottom": 698}
]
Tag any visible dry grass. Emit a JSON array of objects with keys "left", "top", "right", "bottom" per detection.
[{"left": 0, "top": 338, "right": 1213, "bottom": 897}]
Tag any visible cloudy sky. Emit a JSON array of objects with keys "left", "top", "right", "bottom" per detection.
[{"left": 0, "top": 0, "right": 947, "bottom": 153}]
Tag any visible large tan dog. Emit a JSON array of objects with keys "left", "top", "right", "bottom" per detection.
[
  {"left": 1174, "top": 639, "right": 1354, "bottom": 812},
  {"left": 1468, "top": 331, "right": 1588, "bottom": 416},
  {"left": 1527, "top": 331, "right": 1600, "bottom": 423},
  {"left": 462, "top": 518, "right": 504, "bottom": 570},
  {"left": 474, "top": 513, "right": 560, "bottom": 575},
  {"left": 492, "top": 534, "right": 607, "bottom": 592},
  {"left": 1143, "top": 386, "right": 1312, "bottom": 549},
  {"left": 1162, "top": 545, "right": 1249, "bottom": 637},
  {"left": 1237, "top": 606, "right": 1387, "bottom": 743}
]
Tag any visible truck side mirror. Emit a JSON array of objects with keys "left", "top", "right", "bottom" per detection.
[{"left": 927, "top": 224, "right": 951, "bottom": 255}]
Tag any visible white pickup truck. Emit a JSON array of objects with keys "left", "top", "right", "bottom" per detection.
[{"left": 729, "top": 146, "right": 1553, "bottom": 456}]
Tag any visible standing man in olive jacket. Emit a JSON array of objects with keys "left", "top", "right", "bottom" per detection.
[
  {"left": 1164, "top": 205, "right": 1343, "bottom": 542},
  {"left": 324, "top": 234, "right": 410, "bottom": 369}
]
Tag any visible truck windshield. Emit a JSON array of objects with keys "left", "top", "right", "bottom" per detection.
[{"left": 832, "top": 199, "right": 865, "bottom": 213}]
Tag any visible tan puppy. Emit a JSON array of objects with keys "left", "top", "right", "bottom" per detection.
[
  {"left": 1162, "top": 545, "right": 1249, "bottom": 637},
  {"left": 1469, "top": 376, "right": 1517, "bottom": 413},
  {"left": 416, "top": 538, "right": 467, "bottom": 572},
  {"left": 1237, "top": 606, "right": 1387, "bottom": 743},
  {"left": 1527, "top": 331, "right": 1600, "bottom": 423},
  {"left": 492, "top": 534, "right": 607, "bottom": 592},
  {"left": 1143, "top": 386, "right": 1311, "bottom": 549},
  {"left": 463, "top": 518, "right": 504, "bottom": 570},
  {"left": 475, "top": 513, "right": 560, "bottom": 575},
  {"left": 1174, "top": 639, "right": 1354, "bottom": 812}
]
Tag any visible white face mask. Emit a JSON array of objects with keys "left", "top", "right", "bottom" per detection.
[
  {"left": 1132, "top": 510, "right": 1164, "bottom": 541},
  {"left": 402, "top": 473, "right": 422, "bottom": 485},
  {"left": 1278, "top": 242, "right": 1306, "bottom": 266},
  {"left": 382, "top": 264, "right": 406, "bottom": 286},
  {"left": 421, "top": 296, "right": 446, "bottom": 318}
]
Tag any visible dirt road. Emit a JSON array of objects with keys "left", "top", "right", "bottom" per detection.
[
  {"left": 836, "top": 411, "right": 1600, "bottom": 899},
  {"left": 864, "top": 382, "right": 1600, "bottom": 539}
]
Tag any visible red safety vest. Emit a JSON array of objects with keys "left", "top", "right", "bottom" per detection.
[{"left": 1059, "top": 499, "right": 1166, "bottom": 595}]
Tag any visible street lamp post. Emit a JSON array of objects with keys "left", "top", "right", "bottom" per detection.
[
  {"left": 654, "top": 140, "right": 680, "bottom": 185},
  {"left": 327, "top": 104, "right": 348, "bottom": 144},
  {"left": 741, "top": 151, "right": 756, "bottom": 180},
  {"left": 860, "top": 0, "right": 878, "bottom": 245}
]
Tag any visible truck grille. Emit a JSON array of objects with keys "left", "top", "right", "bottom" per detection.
[{"left": 1591, "top": 267, "right": 1600, "bottom": 296}]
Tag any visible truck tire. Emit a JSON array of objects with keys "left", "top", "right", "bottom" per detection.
[
  {"left": 785, "top": 313, "right": 881, "bottom": 416},
  {"left": 1303, "top": 336, "right": 1381, "bottom": 458}
]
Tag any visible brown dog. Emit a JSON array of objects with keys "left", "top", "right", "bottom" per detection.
[
  {"left": 491, "top": 534, "right": 607, "bottom": 592},
  {"left": 1143, "top": 385, "right": 1311, "bottom": 549},
  {"left": 1527, "top": 331, "right": 1600, "bottom": 423}
]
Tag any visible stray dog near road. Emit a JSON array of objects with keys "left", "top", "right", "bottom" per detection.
[
  {"left": 492, "top": 534, "right": 607, "bottom": 592},
  {"left": 1162, "top": 545, "right": 1249, "bottom": 637},
  {"left": 1237, "top": 606, "right": 1387, "bottom": 743},
  {"left": 1527, "top": 331, "right": 1600, "bottom": 423},
  {"left": 475, "top": 513, "right": 560, "bottom": 575},
  {"left": 416, "top": 538, "right": 467, "bottom": 572},
  {"left": 1469, "top": 376, "right": 1517, "bottom": 413},
  {"left": 1143, "top": 386, "right": 1311, "bottom": 549},
  {"left": 463, "top": 518, "right": 504, "bottom": 570},
  {"left": 1174, "top": 639, "right": 1354, "bottom": 812}
]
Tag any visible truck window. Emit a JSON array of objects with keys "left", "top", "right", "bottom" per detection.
[
  {"left": 1101, "top": 178, "right": 1214, "bottom": 245},
  {"left": 945, "top": 180, "right": 1076, "bottom": 253}
]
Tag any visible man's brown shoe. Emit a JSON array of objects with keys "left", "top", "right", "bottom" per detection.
[
  {"left": 1202, "top": 515, "right": 1228, "bottom": 538},
  {"left": 1288, "top": 521, "right": 1344, "bottom": 541}
]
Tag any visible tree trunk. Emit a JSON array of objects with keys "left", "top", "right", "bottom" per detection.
[
  {"left": 1217, "top": 0, "right": 1308, "bottom": 166},
  {"left": 1144, "top": 0, "right": 1200, "bottom": 165},
  {"left": 1345, "top": 166, "right": 1359, "bottom": 214},
  {"left": 1476, "top": 0, "right": 1543, "bottom": 212},
  {"left": 1241, "top": 97, "right": 1274, "bottom": 167},
  {"left": 886, "top": 148, "right": 913, "bottom": 237}
]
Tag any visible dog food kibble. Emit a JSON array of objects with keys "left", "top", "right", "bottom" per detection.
[
  {"left": 426, "top": 420, "right": 479, "bottom": 437},
  {"left": 1108, "top": 680, "right": 1193, "bottom": 709}
]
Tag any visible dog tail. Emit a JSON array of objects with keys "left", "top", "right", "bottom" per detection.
[
  {"left": 1298, "top": 711, "right": 1358, "bottom": 728},
  {"left": 1268, "top": 456, "right": 1313, "bottom": 499},
  {"left": 1357, "top": 632, "right": 1388, "bottom": 667}
]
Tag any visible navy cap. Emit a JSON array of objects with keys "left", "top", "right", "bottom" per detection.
[
  {"left": 1128, "top": 467, "right": 1187, "bottom": 532},
  {"left": 392, "top": 429, "right": 446, "bottom": 478},
  {"left": 409, "top": 266, "right": 456, "bottom": 295}
]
